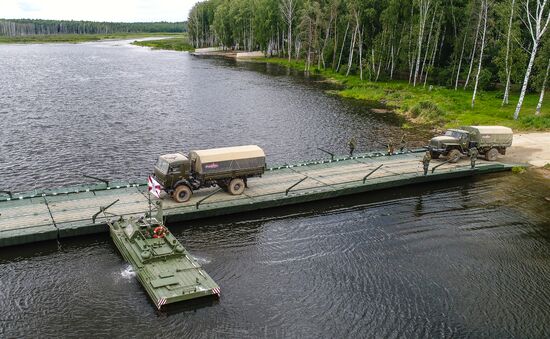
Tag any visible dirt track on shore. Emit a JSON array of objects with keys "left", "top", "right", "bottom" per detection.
[{"left": 503, "top": 133, "right": 550, "bottom": 167}]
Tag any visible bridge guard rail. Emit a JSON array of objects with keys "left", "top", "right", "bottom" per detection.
[
  {"left": 285, "top": 176, "right": 309, "bottom": 196},
  {"left": 363, "top": 164, "right": 383, "bottom": 183},
  {"left": 196, "top": 188, "right": 223, "bottom": 209}
]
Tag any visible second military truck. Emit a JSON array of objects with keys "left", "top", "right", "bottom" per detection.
[
  {"left": 153, "top": 145, "right": 266, "bottom": 202},
  {"left": 428, "top": 125, "right": 513, "bottom": 162}
]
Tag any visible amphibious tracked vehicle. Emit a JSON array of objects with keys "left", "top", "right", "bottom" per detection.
[{"left": 94, "top": 201, "right": 220, "bottom": 309}]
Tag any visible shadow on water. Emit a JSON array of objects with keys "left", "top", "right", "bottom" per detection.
[
  {"left": 159, "top": 296, "right": 220, "bottom": 317},
  {"left": 0, "top": 232, "right": 112, "bottom": 263},
  {"left": 168, "top": 174, "right": 485, "bottom": 232}
]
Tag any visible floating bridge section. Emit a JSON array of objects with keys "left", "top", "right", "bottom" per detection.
[{"left": 0, "top": 150, "right": 515, "bottom": 248}]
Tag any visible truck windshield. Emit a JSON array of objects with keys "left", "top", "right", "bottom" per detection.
[
  {"left": 444, "top": 130, "right": 465, "bottom": 139},
  {"left": 155, "top": 158, "right": 170, "bottom": 174}
]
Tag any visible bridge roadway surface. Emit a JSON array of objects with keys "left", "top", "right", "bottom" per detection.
[{"left": 0, "top": 150, "right": 515, "bottom": 248}]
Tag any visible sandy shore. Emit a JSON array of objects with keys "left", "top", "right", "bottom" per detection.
[{"left": 502, "top": 132, "right": 550, "bottom": 167}]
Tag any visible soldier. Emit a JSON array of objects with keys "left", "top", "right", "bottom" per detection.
[
  {"left": 387, "top": 139, "right": 395, "bottom": 155},
  {"left": 348, "top": 137, "right": 357, "bottom": 157},
  {"left": 469, "top": 147, "right": 478, "bottom": 169},
  {"left": 422, "top": 151, "right": 431, "bottom": 175},
  {"left": 399, "top": 134, "right": 407, "bottom": 152}
]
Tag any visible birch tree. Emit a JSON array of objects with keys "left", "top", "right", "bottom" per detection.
[
  {"left": 514, "top": 0, "right": 550, "bottom": 119},
  {"left": 536, "top": 57, "right": 550, "bottom": 114},
  {"left": 472, "top": 0, "right": 489, "bottom": 108},
  {"left": 464, "top": 4, "right": 484, "bottom": 89},
  {"left": 502, "top": 0, "right": 517, "bottom": 105},
  {"left": 280, "top": 0, "right": 297, "bottom": 62},
  {"left": 413, "top": 0, "right": 432, "bottom": 86}
]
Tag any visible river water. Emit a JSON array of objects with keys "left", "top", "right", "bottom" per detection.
[{"left": 0, "top": 40, "right": 549, "bottom": 338}]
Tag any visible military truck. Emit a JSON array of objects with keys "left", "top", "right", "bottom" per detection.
[
  {"left": 428, "top": 126, "right": 513, "bottom": 163},
  {"left": 153, "top": 145, "right": 266, "bottom": 203}
]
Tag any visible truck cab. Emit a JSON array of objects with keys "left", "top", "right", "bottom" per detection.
[
  {"left": 429, "top": 129, "right": 471, "bottom": 161},
  {"left": 153, "top": 153, "right": 191, "bottom": 191}
]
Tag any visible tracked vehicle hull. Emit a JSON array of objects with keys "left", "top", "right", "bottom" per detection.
[{"left": 108, "top": 215, "right": 220, "bottom": 309}]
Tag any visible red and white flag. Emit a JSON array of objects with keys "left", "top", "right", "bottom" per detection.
[{"left": 147, "top": 176, "right": 162, "bottom": 198}]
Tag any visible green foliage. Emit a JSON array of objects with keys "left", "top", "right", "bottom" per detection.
[
  {"left": 131, "top": 36, "right": 194, "bottom": 52},
  {"left": 511, "top": 166, "right": 526, "bottom": 174},
  {"left": 256, "top": 57, "right": 550, "bottom": 131},
  {"left": 410, "top": 101, "right": 446, "bottom": 122},
  {"left": 518, "top": 114, "right": 550, "bottom": 129}
]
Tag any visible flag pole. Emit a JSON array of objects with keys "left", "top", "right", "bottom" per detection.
[
  {"left": 147, "top": 176, "right": 152, "bottom": 222},
  {"left": 148, "top": 190, "right": 152, "bottom": 222}
]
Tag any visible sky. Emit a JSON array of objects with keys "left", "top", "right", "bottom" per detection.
[{"left": 1, "top": 0, "right": 200, "bottom": 22}]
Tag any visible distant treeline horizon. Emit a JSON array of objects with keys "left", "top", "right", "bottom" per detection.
[{"left": 0, "top": 19, "right": 187, "bottom": 36}]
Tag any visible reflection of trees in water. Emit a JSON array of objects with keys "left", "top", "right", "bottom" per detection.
[{"left": 415, "top": 194, "right": 423, "bottom": 218}]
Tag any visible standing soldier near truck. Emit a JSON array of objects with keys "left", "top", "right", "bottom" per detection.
[
  {"left": 399, "top": 134, "right": 407, "bottom": 152},
  {"left": 387, "top": 139, "right": 395, "bottom": 155},
  {"left": 422, "top": 151, "right": 431, "bottom": 175},
  {"left": 469, "top": 147, "right": 478, "bottom": 169},
  {"left": 348, "top": 137, "right": 357, "bottom": 157}
]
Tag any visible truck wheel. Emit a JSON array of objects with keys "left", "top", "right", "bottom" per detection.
[
  {"left": 447, "top": 149, "right": 461, "bottom": 163},
  {"left": 485, "top": 148, "right": 499, "bottom": 161},
  {"left": 228, "top": 178, "right": 245, "bottom": 195},
  {"left": 173, "top": 185, "right": 192, "bottom": 203},
  {"left": 430, "top": 151, "right": 440, "bottom": 159}
]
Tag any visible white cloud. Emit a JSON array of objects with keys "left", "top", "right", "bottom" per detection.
[{"left": 0, "top": 0, "right": 199, "bottom": 22}]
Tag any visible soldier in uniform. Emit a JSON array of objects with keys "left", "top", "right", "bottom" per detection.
[
  {"left": 422, "top": 151, "right": 431, "bottom": 175},
  {"left": 348, "top": 137, "right": 357, "bottom": 157},
  {"left": 469, "top": 147, "right": 478, "bottom": 169},
  {"left": 399, "top": 134, "right": 407, "bottom": 152},
  {"left": 387, "top": 139, "right": 395, "bottom": 155}
]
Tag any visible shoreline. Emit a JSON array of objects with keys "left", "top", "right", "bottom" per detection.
[
  {"left": 190, "top": 47, "right": 263, "bottom": 59},
  {"left": 0, "top": 32, "right": 185, "bottom": 44},
  {"left": 179, "top": 52, "right": 550, "bottom": 132},
  {"left": 504, "top": 133, "right": 550, "bottom": 168}
]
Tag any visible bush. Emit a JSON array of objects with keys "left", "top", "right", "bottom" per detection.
[
  {"left": 519, "top": 115, "right": 550, "bottom": 129},
  {"left": 410, "top": 101, "right": 446, "bottom": 122},
  {"left": 512, "top": 166, "right": 526, "bottom": 174},
  {"left": 433, "top": 67, "right": 453, "bottom": 87},
  {"left": 478, "top": 69, "right": 495, "bottom": 91}
]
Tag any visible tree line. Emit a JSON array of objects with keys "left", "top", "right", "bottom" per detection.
[
  {"left": 0, "top": 19, "right": 186, "bottom": 36},
  {"left": 188, "top": 0, "right": 550, "bottom": 119}
]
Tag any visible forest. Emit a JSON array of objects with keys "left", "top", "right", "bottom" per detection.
[
  {"left": 0, "top": 19, "right": 186, "bottom": 36},
  {"left": 188, "top": 0, "right": 550, "bottom": 120}
]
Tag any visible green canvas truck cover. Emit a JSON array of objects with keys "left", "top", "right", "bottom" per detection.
[
  {"left": 189, "top": 145, "right": 266, "bottom": 174},
  {"left": 460, "top": 126, "right": 513, "bottom": 147}
]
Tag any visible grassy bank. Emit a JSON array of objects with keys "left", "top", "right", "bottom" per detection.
[
  {"left": 258, "top": 57, "right": 550, "bottom": 131},
  {"left": 131, "top": 36, "right": 194, "bottom": 52},
  {"left": 0, "top": 33, "right": 184, "bottom": 44}
]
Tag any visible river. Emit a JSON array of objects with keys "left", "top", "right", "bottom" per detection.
[{"left": 0, "top": 40, "right": 549, "bottom": 338}]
